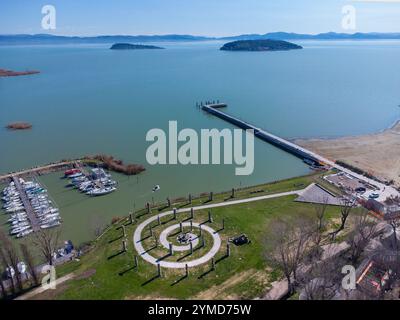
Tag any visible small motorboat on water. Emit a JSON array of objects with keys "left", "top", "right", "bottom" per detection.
[{"left": 152, "top": 185, "right": 160, "bottom": 192}]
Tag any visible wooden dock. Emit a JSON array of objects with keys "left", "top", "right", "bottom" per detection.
[{"left": 12, "top": 176, "right": 40, "bottom": 232}]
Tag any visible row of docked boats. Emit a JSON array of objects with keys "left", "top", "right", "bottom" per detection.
[
  {"left": 2, "top": 178, "right": 61, "bottom": 238},
  {"left": 65, "top": 167, "right": 117, "bottom": 196}
]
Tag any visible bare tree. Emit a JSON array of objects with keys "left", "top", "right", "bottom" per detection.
[
  {"left": 0, "top": 249, "right": 8, "bottom": 299},
  {"left": 20, "top": 243, "right": 39, "bottom": 286},
  {"left": 33, "top": 229, "right": 61, "bottom": 266},
  {"left": 347, "top": 210, "right": 378, "bottom": 264},
  {"left": 264, "top": 216, "right": 314, "bottom": 295},
  {"left": 0, "top": 244, "right": 14, "bottom": 297},
  {"left": 309, "top": 198, "right": 329, "bottom": 257},
  {"left": 329, "top": 198, "right": 356, "bottom": 240},
  {"left": 0, "top": 229, "right": 22, "bottom": 292}
]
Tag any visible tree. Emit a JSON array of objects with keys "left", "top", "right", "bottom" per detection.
[
  {"left": 0, "top": 249, "right": 8, "bottom": 299},
  {"left": 264, "top": 216, "right": 314, "bottom": 295},
  {"left": 309, "top": 198, "right": 329, "bottom": 258},
  {"left": 20, "top": 243, "right": 39, "bottom": 286},
  {"left": 33, "top": 229, "right": 61, "bottom": 266},
  {"left": 347, "top": 210, "right": 378, "bottom": 264},
  {"left": 0, "top": 229, "right": 22, "bottom": 292},
  {"left": 329, "top": 198, "right": 356, "bottom": 240}
]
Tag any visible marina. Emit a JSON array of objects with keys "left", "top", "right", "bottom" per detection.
[
  {"left": 2, "top": 177, "right": 61, "bottom": 238},
  {"left": 64, "top": 167, "right": 117, "bottom": 196}
]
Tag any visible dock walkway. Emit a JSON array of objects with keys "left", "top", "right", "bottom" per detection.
[
  {"left": 202, "top": 104, "right": 400, "bottom": 202},
  {"left": 12, "top": 176, "right": 40, "bottom": 232}
]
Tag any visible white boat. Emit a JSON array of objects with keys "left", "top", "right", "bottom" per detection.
[{"left": 87, "top": 187, "right": 116, "bottom": 196}]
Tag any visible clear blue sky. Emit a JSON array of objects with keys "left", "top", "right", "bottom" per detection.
[{"left": 1, "top": 0, "right": 399, "bottom": 36}]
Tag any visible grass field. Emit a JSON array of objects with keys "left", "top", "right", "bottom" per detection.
[{"left": 30, "top": 171, "right": 344, "bottom": 300}]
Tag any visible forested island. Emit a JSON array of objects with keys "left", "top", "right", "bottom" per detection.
[
  {"left": 220, "top": 39, "right": 303, "bottom": 52},
  {"left": 110, "top": 43, "right": 164, "bottom": 50}
]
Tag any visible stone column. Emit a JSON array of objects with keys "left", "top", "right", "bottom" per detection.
[
  {"left": 190, "top": 241, "right": 193, "bottom": 254},
  {"left": 208, "top": 211, "right": 213, "bottom": 223},
  {"left": 188, "top": 194, "right": 192, "bottom": 204},
  {"left": 209, "top": 192, "right": 213, "bottom": 201},
  {"left": 134, "top": 255, "right": 138, "bottom": 268},
  {"left": 146, "top": 202, "right": 151, "bottom": 214},
  {"left": 157, "top": 263, "right": 162, "bottom": 277},
  {"left": 122, "top": 240, "right": 127, "bottom": 252},
  {"left": 149, "top": 225, "right": 153, "bottom": 237},
  {"left": 226, "top": 242, "right": 231, "bottom": 257},
  {"left": 190, "top": 220, "right": 193, "bottom": 232},
  {"left": 185, "top": 264, "right": 189, "bottom": 277},
  {"left": 190, "top": 208, "right": 194, "bottom": 219},
  {"left": 173, "top": 208, "right": 177, "bottom": 220},
  {"left": 179, "top": 221, "right": 183, "bottom": 233},
  {"left": 122, "top": 225, "right": 126, "bottom": 237},
  {"left": 157, "top": 215, "right": 161, "bottom": 226},
  {"left": 211, "top": 258, "right": 215, "bottom": 271},
  {"left": 169, "top": 243, "right": 174, "bottom": 255},
  {"left": 222, "top": 219, "right": 225, "bottom": 230},
  {"left": 129, "top": 213, "right": 134, "bottom": 224},
  {"left": 231, "top": 188, "right": 235, "bottom": 198}
]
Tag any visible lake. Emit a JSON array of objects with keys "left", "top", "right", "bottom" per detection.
[{"left": 1, "top": 40, "right": 399, "bottom": 244}]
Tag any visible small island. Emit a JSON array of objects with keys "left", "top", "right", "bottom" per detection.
[
  {"left": 0, "top": 69, "right": 40, "bottom": 77},
  {"left": 110, "top": 43, "right": 164, "bottom": 50},
  {"left": 6, "top": 122, "right": 32, "bottom": 130},
  {"left": 220, "top": 39, "right": 303, "bottom": 52}
]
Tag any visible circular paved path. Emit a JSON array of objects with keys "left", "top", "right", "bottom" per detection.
[
  {"left": 159, "top": 227, "right": 199, "bottom": 252},
  {"left": 133, "top": 212, "right": 221, "bottom": 269}
]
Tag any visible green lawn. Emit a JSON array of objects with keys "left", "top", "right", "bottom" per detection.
[{"left": 46, "top": 173, "right": 342, "bottom": 300}]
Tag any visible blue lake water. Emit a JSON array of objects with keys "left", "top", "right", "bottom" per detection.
[{"left": 0, "top": 40, "right": 399, "bottom": 243}]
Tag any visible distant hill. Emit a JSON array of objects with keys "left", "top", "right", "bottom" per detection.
[
  {"left": 1, "top": 32, "right": 400, "bottom": 45},
  {"left": 220, "top": 39, "right": 302, "bottom": 52},
  {"left": 110, "top": 43, "right": 164, "bottom": 50}
]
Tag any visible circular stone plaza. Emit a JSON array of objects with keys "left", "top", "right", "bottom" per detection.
[{"left": 133, "top": 209, "right": 222, "bottom": 269}]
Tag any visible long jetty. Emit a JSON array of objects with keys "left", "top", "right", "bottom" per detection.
[
  {"left": 202, "top": 104, "right": 322, "bottom": 165},
  {"left": 201, "top": 103, "right": 400, "bottom": 201},
  {"left": 12, "top": 176, "right": 40, "bottom": 232},
  {"left": 0, "top": 160, "right": 77, "bottom": 183}
]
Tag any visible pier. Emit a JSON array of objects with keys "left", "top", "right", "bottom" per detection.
[
  {"left": 202, "top": 104, "right": 322, "bottom": 165},
  {"left": 201, "top": 103, "right": 400, "bottom": 201},
  {"left": 0, "top": 161, "right": 76, "bottom": 183},
  {"left": 12, "top": 176, "right": 40, "bottom": 232}
]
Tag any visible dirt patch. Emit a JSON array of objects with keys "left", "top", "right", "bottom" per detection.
[
  {"left": 75, "top": 269, "right": 96, "bottom": 280},
  {"left": 193, "top": 269, "right": 268, "bottom": 300},
  {"left": 295, "top": 121, "right": 400, "bottom": 187},
  {"left": 125, "top": 295, "right": 176, "bottom": 300}
]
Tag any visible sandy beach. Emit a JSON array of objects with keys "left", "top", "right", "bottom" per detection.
[{"left": 295, "top": 121, "right": 400, "bottom": 187}]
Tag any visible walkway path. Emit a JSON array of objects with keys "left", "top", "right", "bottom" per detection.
[
  {"left": 15, "top": 273, "right": 75, "bottom": 300},
  {"left": 133, "top": 189, "right": 303, "bottom": 269}
]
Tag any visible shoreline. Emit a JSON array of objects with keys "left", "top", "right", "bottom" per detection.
[
  {"left": 294, "top": 119, "right": 400, "bottom": 187},
  {"left": 290, "top": 118, "right": 400, "bottom": 142}
]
